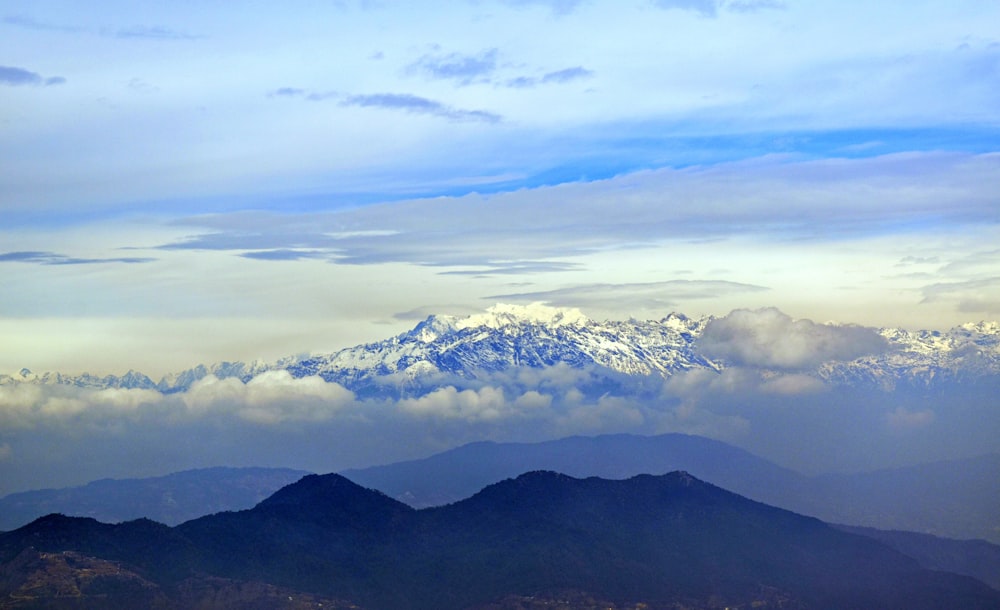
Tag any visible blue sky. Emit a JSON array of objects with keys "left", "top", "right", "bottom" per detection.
[{"left": 2, "top": 0, "right": 999, "bottom": 375}]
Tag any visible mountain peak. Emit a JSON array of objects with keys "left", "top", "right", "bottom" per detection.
[
  {"left": 454, "top": 302, "right": 589, "bottom": 330},
  {"left": 255, "top": 473, "right": 413, "bottom": 526}
]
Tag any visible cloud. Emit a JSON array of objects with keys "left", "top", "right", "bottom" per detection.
[
  {"left": 270, "top": 87, "right": 306, "bottom": 97},
  {"left": 651, "top": 0, "right": 721, "bottom": 17},
  {"left": 407, "top": 48, "right": 498, "bottom": 85},
  {"left": 181, "top": 371, "right": 355, "bottom": 424},
  {"left": 938, "top": 249, "right": 1000, "bottom": 275},
  {"left": 108, "top": 25, "right": 202, "bottom": 40},
  {"left": 500, "top": 0, "right": 584, "bottom": 13},
  {"left": 239, "top": 249, "right": 328, "bottom": 261},
  {"left": 398, "top": 386, "right": 510, "bottom": 421},
  {"left": 0, "top": 383, "right": 162, "bottom": 430},
  {"left": 0, "top": 65, "right": 65, "bottom": 87},
  {"left": 505, "top": 66, "right": 594, "bottom": 88},
  {"left": 153, "top": 152, "right": 1000, "bottom": 272},
  {"left": 920, "top": 277, "right": 1000, "bottom": 315},
  {"left": 340, "top": 93, "right": 502, "bottom": 123},
  {"left": 404, "top": 47, "right": 590, "bottom": 90},
  {"left": 0, "top": 251, "right": 155, "bottom": 265},
  {"left": 896, "top": 255, "right": 940, "bottom": 267},
  {"left": 439, "top": 260, "right": 583, "bottom": 275},
  {"left": 270, "top": 87, "right": 501, "bottom": 122},
  {"left": 490, "top": 280, "right": 769, "bottom": 310},
  {"left": 650, "top": 0, "right": 784, "bottom": 16},
  {"left": 759, "top": 373, "right": 826, "bottom": 395},
  {"left": 2, "top": 15, "right": 200, "bottom": 40},
  {"left": 1, "top": 14, "right": 84, "bottom": 33},
  {"left": 886, "top": 407, "right": 935, "bottom": 431},
  {"left": 0, "top": 443, "right": 11, "bottom": 462},
  {"left": 697, "top": 308, "right": 889, "bottom": 369},
  {"left": 541, "top": 66, "right": 593, "bottom": 83}
]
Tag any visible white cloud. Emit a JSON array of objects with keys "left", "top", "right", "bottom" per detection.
[
  {"left": 182, "top": 371, "right": 355, "bottom": 424},
  {"left": 513, "top": 390, "right": 552, "bottom": 410},
  {"left": 886, "top": 407, "right": 935, "bottom": 431},
  {"left": 698, "top": 308, "right": 888, "bottom": 369},
  {"left": 0, "top": 383, "right": 163, "bottom": 429},
  {"left": 398, "top": 386, "right": 510, "bottom": 421},
  {"left": 759, "top": 373, "right": 826, "bottom": 395},
  {"left": 921, "top": 277, "right": 1000, "bottom": 316}
]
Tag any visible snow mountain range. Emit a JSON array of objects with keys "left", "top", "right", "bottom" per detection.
[{"left": 4, "top": 303, "right": 1000, "bottom": 396}]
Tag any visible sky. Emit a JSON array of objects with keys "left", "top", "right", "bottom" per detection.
[{"left": 1, "top": 1, "right": 999, "bottom": 491}]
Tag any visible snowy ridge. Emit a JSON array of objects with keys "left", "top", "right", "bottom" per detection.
[{"left": 3, "top": 304, "right": 1000, "bottom": 395}]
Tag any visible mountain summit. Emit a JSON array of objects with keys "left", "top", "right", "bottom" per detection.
[{"left": 3, "top": 303, "right": 999, "bottom": 396}]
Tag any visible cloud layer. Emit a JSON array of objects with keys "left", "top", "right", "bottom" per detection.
[{"left": 3, "top": 353, "right": 997, "bottom": 496}]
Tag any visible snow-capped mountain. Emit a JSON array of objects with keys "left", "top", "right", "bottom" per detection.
[
  {"left": 821, "top": 321, "right": 1000, "bottom": 389},
  {"left": 3, "top": 304, "right": 999, "bottom": 395}
]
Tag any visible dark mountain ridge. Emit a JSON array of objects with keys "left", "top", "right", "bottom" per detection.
[
  {"left": 343, "top": 433, "right": 1000, "bottom": 544},
  {"left": 0, "top": 467, "right": 311, "bottom": 531},
  {"left": 1, "top": 471, "right": 998, "bottom": 610},
  {"left": 3, "top": 433, "right": 996, "bottom": 546},
  {"left": 342, "top": 432, "right": 806, "bottom": 509}
]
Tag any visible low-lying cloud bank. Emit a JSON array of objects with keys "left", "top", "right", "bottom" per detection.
[{"left": 2, "top": 352, "right": 998, "bottom": 497}]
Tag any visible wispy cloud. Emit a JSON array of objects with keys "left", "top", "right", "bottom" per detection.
[
  {"left": 340, "top": 93, "right": 502, "bottom": 123},
  {"left": 406, "top": 48, "right": 498, "bottom": 85},
  {"left": 439, "top": 261, "right": 583, "bottom": 275},
  {"left": 726, "top": 0, "right": 786, "bottom": 13},
  {"left": 652, "top": 0, "right": 722, "bottom": 17},
  {"left": 3, "top": 15, "right": 201, "bottom": 40},
  {"left": 239, "top": 249, "right": 329, "bottom": 261},
  {"left": 501, "top": 0, "right": 585, "bottom": 14},
  {"left": 270, "top": 87, "right": 307, "bottom": 97},
  {"left": 505, "top": 66, "right": 593, "bottom": 88},
  {"left": 109, "top": 25, "right": 202, "bottom": 40},
  {"left": 920, "top": 277, "right": 1000, "bottom": 315},
  {"left": 269, "top": 87, "right": 501, "bottom": 123},
  {"left": 0, "top": 65, "right": 65, "bottom": 87},
  {"left": 650, "top": 0, "right": 784, "bottom": 17},
  {"left": 490, "top": 280, "right": 769, "bottom": 310},
  {"left": 1, "top": 14, "right": 83, "bottom": 33},
  {"left": 0, "top": 251, "right": 155, "bottom": 265},
  {"left": 541, "top": 66, "right": 593, "bottom": 83}
]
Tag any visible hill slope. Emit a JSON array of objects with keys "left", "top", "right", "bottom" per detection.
[
  {"left": 0, "top": 467, "right": 310, "bottom": 531},
  {"left": 343, "top": 433, "right": 1000, "bottom": 544},
  {"left": 1, "top": 471, "right": 998, "bottom": 609}
]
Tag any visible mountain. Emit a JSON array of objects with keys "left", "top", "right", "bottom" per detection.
[
  {"left": 3, "top": 304, "right": 999, "bottom": 396},
  {"left": 799, "top": 453, "right": 1000, "bottom": 542},
  {"left": 342, "top": 433, "right": 1000, "bottom": 544},
  {"left": 0, "top": 467, "right": 310, "bottom": 532},
  {"left": 4, "top": 433, "right": 996, "bottom": 544},
  {"left": 342, "top": 432, "right": 807, "bottom": 509},
  {"left": 834, "top": 524, "right": 1000, "bottom": 591},
  {"left": 2, "top": 471, "right": 998, "bottom": 609}
]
